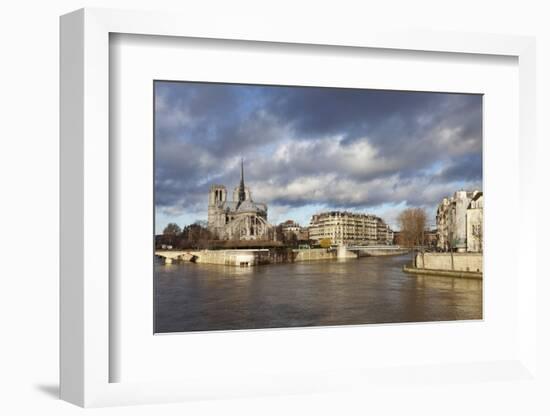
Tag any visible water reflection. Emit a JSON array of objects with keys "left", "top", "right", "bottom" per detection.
[{"left": 155, "top": 254, "right": 482, "bottom": 333}]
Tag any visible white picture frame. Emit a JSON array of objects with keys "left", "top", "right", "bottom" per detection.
[{"left": 60, "top": 7, "right": 537, "bottom": 407}]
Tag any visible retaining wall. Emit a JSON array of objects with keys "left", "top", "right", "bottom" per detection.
[
  {"left": 158, "top": 247, "right": 358, "bottom": 266},
  {"left": 192, "top": 249, "right": 270, "bottom": 266},
  {"left": 293, "top": 248, "right": 337, "bottom": 262},
  {"left": 415, "top": 252, "right": 482, "bottom": 273}
]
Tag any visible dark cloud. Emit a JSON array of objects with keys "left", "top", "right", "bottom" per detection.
[
  {"left": 154, "top": 81, "right": 482, "bottom": 222},
  {"left": 434, "top": 154, "right": 482, "bottom": 184}
]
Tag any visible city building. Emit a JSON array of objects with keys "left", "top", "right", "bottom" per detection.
[
  {"left": 436, "top": 197, "right": 451, "bottom": 250},
  {"left": 280, "top": 220, "right": 300, "bottom": 234},
  {"left": 393, "top": 231, "right": 402, "bottom": 246},
  {"left": 466, "top": 192, "right": 483, "bottom": 252},
  {"left": 425, "top": 229, "right": 438, "bottom": 248},
  {"left": 436, "top": 190, "right": 483, "bottom": 252},
  {"left": 308, "top": 211, "right": 393, "bottom": 246},
  {"left": 278, "top": 220, "right": 310, "bottom": 243},
  {"left": 381, "top": 223, "right": 394, "bottom": 245},
  {"left": 207, "top": 160, "right": 274, "bottom": 241}
]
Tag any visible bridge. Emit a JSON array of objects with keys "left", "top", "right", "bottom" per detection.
[
  {"left": 346, "top": 245, "right": 409, "bottom": 257},
  {"left": 155, "top": 250, "right": 196, "bottom": 264},
  {"left": 155, "top": 249, "right": 269, "bottom": 266}
]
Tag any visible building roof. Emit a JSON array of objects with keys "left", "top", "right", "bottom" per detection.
[
  {"left": 236, "top": 200, "right": 262, "bottom": 213},
  {"left": 467, "top": 191, "right": 483, "bottom": 209},
  {"left": 471, "top": 191, "right": 483, "bottom": 201}
]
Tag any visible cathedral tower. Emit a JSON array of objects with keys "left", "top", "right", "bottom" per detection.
[
  {"left": 233, "top": 159, "right": 252, "bottom": 202},
  {"left": 207, "top": 184, "right": 227, "bottom": 234}
]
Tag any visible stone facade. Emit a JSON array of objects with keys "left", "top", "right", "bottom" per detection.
[
  {"left": 415, "top": 252, "right": 483, "bottom": 273},
  {"left": 280, "top": 220, "right": 300, "bottom": 234},
  {"left": 436, "top": 190, "right": 483, "bottom": 252},
  {"left": 466, "top": 192, "right": 484, "bottom": 252},
  {"left": 280, "top": 220, "right": 309, "bottom": 241},
  {"left": 207, "top": 161, "right": 274, "bottom": 241},
  {"left": 308, "top": 211, "right": 393, "bottom": 246}
]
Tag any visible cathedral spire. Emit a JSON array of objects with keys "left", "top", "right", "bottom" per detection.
[{"left": 238, "top": 158, "right": 246, "bottom": 202}]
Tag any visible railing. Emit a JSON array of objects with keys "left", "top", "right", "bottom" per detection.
[{"left": 346, "top": 245, "right": 404, "bottom": 250}]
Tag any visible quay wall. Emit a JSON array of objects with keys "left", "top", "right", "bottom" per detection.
[
  {"left": 192, "top": 249, "right": 270, "bottom": 266},
  {"left": 193, "top": 248, "right": 342, "bottom": 264},
  {"left": 293, "top": 248, "right": 337, "bottom": 262},
  {"left": 337, "top": 245, "right": 359, "bottom": 259},
  {"left": 415, "top": 252, "right": 482, "bottom": 273},
  {"left": 267, "top": 248, "right": 295, "bottom": 264},
  {"left": 156, "top": 247, "right": 358, "bottom": 266}
]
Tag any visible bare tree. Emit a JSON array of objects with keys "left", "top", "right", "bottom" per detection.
[
  {"left": 397, "top": 208, "right": 427, "bottom": 247},
  {"left": 181, "top": 221, "right": 213, "bottom": 249},
  {"left": 160, "top": 223, "right": 182, "bottom": 247},
  {"left": 472, "top": 223, "right": 483, "bottom": 253},
  {"left": 397, "top": 208, "right": 427, "bottom": 266},
  {"left": 163, "top": 223, "right": 181, "bottom": 235}
]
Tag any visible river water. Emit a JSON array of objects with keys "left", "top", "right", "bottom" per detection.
[{"left": 155, "top": 254, "right": 482, "bottom": 333}]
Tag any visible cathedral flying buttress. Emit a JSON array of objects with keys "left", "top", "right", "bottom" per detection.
[{"left": 207, "top": 160, "right": 274, "bottom": 241}]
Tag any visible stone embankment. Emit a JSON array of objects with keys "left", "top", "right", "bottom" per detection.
[
  {"left": 292, "top": 247, "right": 357, "bottom": 261},
  {"left": 188, "top": 249, "right": 270, "bottom": 266},
  {"left": 403, "top": 252, "right": 483, "bottom": 279},
  {"left": 155, "top": 246, "right": 358, "bottom": 266}
]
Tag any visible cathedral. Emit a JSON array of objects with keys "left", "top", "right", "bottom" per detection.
[{"left": 207, "top": 160, "right": 274, "bottom": 241}]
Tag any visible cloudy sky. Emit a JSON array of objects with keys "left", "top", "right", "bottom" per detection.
[{"left": 155, "top": 81, "right": 482, "bottom": 233}]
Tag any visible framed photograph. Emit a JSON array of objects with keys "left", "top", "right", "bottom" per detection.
[
  {"left": 153, "top": 80, "right": 484, "bottom": 334},
  {"left": 60, "top": 8, "right": 537, "bottom": 407}
]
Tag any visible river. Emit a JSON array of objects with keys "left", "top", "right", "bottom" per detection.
[{"left": 154, "top": 254, "right": 482, "bottom": 333}]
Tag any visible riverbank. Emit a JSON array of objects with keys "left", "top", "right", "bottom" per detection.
[
  {"left": 158, "top": 245, "right": 415, "bottom": 266},
  {"left": 402, "top": 252, "right": 483, "bottom": 279},
  {"left": 156, "top": 247, "right": 357, "bottom": 266},
  {"left": 156, "top": 246, "right": 414, "bottom": 267},
  {"left": 403, "top": 265, "right": 482, "bottom": 279}
]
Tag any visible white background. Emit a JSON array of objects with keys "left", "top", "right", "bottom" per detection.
[{"left": 1, "top": 1, "right": 549, "bottom": 415}]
